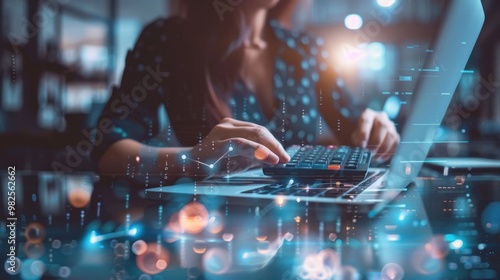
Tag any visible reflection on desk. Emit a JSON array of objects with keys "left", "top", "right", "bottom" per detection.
[{"left": 1, "top": 169, "right": 499, "bottom": 279}]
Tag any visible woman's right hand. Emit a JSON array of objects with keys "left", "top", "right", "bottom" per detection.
[{"left": 187, "top": 118, "right": 290, "bottom": 176}]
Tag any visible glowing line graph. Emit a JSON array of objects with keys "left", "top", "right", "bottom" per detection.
[{"left": 182, "top": 146, "right": 234, "bottom": 169}]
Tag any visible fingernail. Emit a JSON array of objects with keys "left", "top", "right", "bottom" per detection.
[
  {"left": 284, "top": 153, "right": 291, "bottom": 162},
  {"left": 267, "top": 153, "right": 280, "bottom": 165},
  {"left": 361, "top": 140, "right": 367, "bottom": 148}
]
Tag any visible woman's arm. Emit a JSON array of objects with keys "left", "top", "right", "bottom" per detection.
[
  {"left": 97, "top": 139, "right": 190, "bottom": 185},
  {"left": 97, "top": 118, "right": 290, "bottom": 185}
]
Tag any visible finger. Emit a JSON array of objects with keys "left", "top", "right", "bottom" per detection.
[
  {"left": 222, "top": 117, "right": 258, "bottom": 127},
  {"left": 353, "top": 110, "right": 375, "bottom": 147},
  {"left": 227, "top": 138, "right": 280, "bottom": 165},
  {"left": 219, "top": 126, "right": 290, "bottom": 162},
  {"left": 384, "top": 132, "right": 400, "bottom": 161},
  {"left": 367, "top": 120, "right": 388, "bottom": 157},
  {"left": 377, "top": 132, "right": 397, "bottom": 161}
]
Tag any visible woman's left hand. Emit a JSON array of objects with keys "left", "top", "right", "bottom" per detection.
[{"left": 351, "top": 108, "right": 400, "bottom": 161}]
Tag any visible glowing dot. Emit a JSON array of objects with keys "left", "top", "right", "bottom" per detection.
[
  {"left": 377, "top": 0, "right": 397, "bottom": 7},
  {"left": 68, "top": 187, "right": 91, "bottom": 208},
  {"left": 136, "top": 156, "right": 140, "bottom": 163},
  {"left": 344, "top": 14, "right": 363, "bottom": 30},
  {"left": 449, "top": 239, "right": 463, "bottom": 250},
  {"left": 228, "top": 146, "right": 234, "bottom": 152},
  {"left": 294, "top": 216, "right": 301, "bottom": 223},
  {"left": 209, "top": 164, "right": 214, "bottom": 169},
  {"left": 478, "top": 243, "right": 486, "bottom": 250},
  {"left": 128, "top": 228, "right": 138, "bottom": 236},
  {"left": 275, "top": 195, "right": 285, "bottom": 207},
  {"left": 181, "top": 155, "right": 186, "bottom": 160}
]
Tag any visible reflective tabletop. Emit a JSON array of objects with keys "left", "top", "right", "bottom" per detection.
[{"left": 1, "top": 168, "right": 499, "bottom": 279}]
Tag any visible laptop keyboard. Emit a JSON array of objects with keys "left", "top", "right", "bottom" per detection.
[{"left": 242, "top": 172, "right": 384, "bottom": 200}]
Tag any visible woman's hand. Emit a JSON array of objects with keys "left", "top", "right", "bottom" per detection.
[
  {"left": 351, "top": 109, "right": 400, "bottom": 161},
  {"left": 187, "top": 118, "right": 290, "bottom": 177}
]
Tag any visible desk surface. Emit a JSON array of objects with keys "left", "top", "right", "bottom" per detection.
[{"left": 1, "top": 169, "right": 499, "bottom": 279}]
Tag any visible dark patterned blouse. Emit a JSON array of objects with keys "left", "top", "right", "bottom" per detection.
[{"left": 92, "top": 17, "right": 360, "bottom": 161}]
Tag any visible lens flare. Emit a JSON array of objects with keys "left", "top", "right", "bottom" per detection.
[
  {"left": 179, "top": 202, "right": 209, "bottom": 234},
  {"left": 202, "top": 248, "right": 231, "bottom": 275},
  {"left": 136, "top": 243, "right": 170, "bottom": 275}
]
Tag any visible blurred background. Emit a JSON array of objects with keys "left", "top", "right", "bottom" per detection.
[{"left": 0, "top": 0, "right": 499, "bottom": 171}]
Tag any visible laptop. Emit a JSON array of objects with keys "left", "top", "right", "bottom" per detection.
[{"left": 145, "top": 0, "right": 484, "bottom": 214}]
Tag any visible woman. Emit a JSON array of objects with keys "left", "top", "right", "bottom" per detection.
[{"left": 93, "top": 0, "right": 399, "bottom": 184}]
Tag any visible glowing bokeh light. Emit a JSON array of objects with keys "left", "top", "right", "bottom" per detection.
[
  {"left": 206, "top": 211, "right": 224, "bottom": 234},
  {"left": 25, "top": 223, "right": 46, "bottom": 243},
  {"left": 344, "top": 14, "right": 363, "bottom": 30},
  {"left": 202, "top": 248, "right": 231, "bottom": 275},
  {"left": 132, "top": 240, "right": 148, "bottom": 255},
  {"left": 24, "top": 241, "right": 45, "bottom": 259},
  {"left": 222, "top": 233, "right": 234, "bottom": 242},
  {"left": 165, "top": 211, "right": 182, "bottom": 243},
  {"left": 381, "top": 263, "right": 405, "bottom": 280},
  {"left": 377, "top": 0, "right": 397, "bottom": 7},
  {"left": 256, "top": 236, "right": 267, "bottom": 242},
  {"left": 257, "top": 241, "right": 271, "bottom": 254},
  {"left": 425, "top": 235, "right": 449, "bottom": 259},
  {"left": 449, "top": 239, "right": 463, "bottom": 250},
  {"left": 193, "top": 240, "right": 208, "bottom": 254},
  {"left": 58, "top": 266, "right": 71, "bottom": 278},
  {"left": 179, "top": 202, "right": 209, "bottom": 235},
  {"left": 136, "top": 243, "right": 170, "bottom": 275},
  {"left": 4, "top": 257, "right": 21, "bottom": 275},
  {"left": 275, "top": 195, "right": 286, "bottom": 207},
  {"left": 481, "top": 202, "right": 500, "bottom": 234},
  {"left": 68, "top": 187, "right": 92, "bottom": 208}
]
